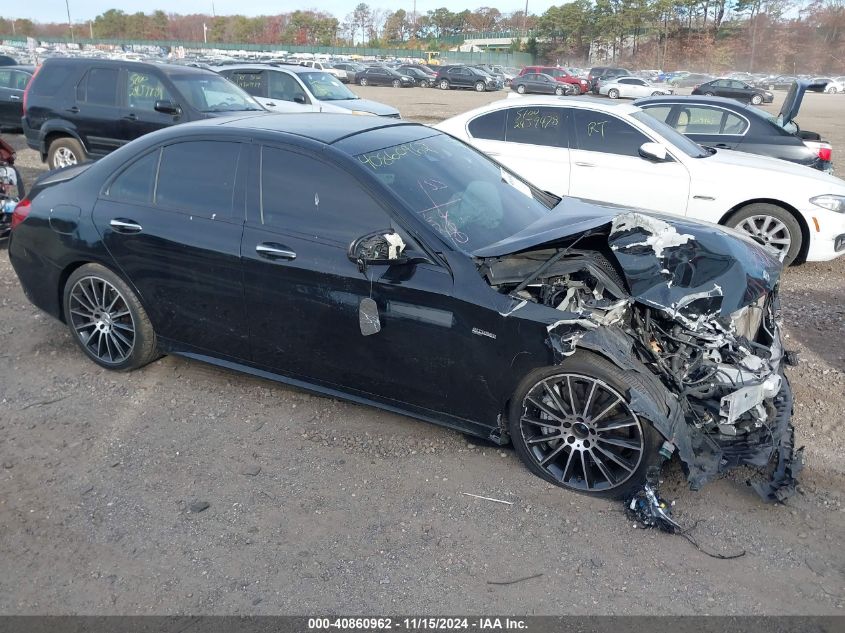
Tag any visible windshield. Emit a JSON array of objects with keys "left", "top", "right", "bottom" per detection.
[
  {"left": 747, "top": 104, "right": 799, "bottom": 134},
  {"left": 300, "top": 71, "right": 358, "bottom": 101},
  {"left": 631, "top": 111, "right": 710, "bottom": 158},
  {"left": 355, "top": 134, "right": 558, "bottom": 252},
  {"left": 171, "top": 75, "right": 262, "bottom": 112}
]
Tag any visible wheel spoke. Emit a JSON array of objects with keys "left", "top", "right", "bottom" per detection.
[
  {"left": 590, "top": 397, "right": 622, "bottom": 424},
  {"left": 74, "top": 320, "right": 97, "bottom": 332},
  {"left": 77, "top": 284, "right": 98, "bottom": 311},
  {"left": 526, "top": 396, "right": 566, "bottom": 423},
  {"left": 566, "top": 376, "right": 577, "bottom": 413},
  {"left": 560, "top": 448, "right": 576, "bottom": 483},
  {"left": 580, "top": 451, "right": 593, "bottom": 489},
  {"left": 540, "top": 441, "right": 568, "bottom": 467},
  {"left": 542, "top": 381, "right": 571, "bottom": 416},
  {"left": 70, "top": 306, "right": 95, "bottom": 319},
  {"left": 582, "top": 381, "right": 597, "bottom": 417},
  {"left": 596, "top": 419, "right": 639, "bottom": 432},
  {"left": 597, "top": 436, "right": 642, "bottom": 451},
  {"left": 111, "top": 310, "right": 131, "bottom": 319},
  {"left": 593, "top": 444, "right": 635, "bottom": 473},
  {"left": 589, "top": 448, "right": 616, "bottom": 485},
  {"left": 527, "top": 434, "right": 562, "bottom": 445},
  {"left": 111, "top": 327, "right": 133, "bottom": 349},
  {"left": 521, "top": 416, "right": 561, "bottom": 431},
  {"left": 89, "top": 279, "right": 102, "bottom": 308}
]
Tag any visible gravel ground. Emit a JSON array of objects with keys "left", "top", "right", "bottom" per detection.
[{"left": 1, "top": 88, "right": 844, "bottom": 615}]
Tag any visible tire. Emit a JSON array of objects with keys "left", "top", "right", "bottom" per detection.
[
  {"left": 726, "top": 203, "right": 803, "bottom": 265},
  {"left": 651, "top": 91, "right": 662, "bottom": 96},
  {"left": 359, "top": 77, "right": 368, "bottom": 86},
  {"left": 704, "top": 92, "right": 715, "bottom": 96},
  {"left": 420, "top": 79, "right": 429, "bottom": 88},
  {"left": 508, "top": 352, "right": 663, "bottom": 500},
  {"left": 47, "top": 137, "right": 86, "bottom": 170},
  {"left": 516, "top": 84, "right": 526, "bottom": 94},
  {"left": 63, "top": 263, "right": 159, "bottom": 371},
  {"left": 392, "top": 79, "right": 401, "bottom": 88},
  {"left": 439, "top": 79, "right": 450, "bottom": 90},
  {"left": 554, "top": 86, "right": 564, "bottom": 96},
  {"left": 475, "top": 81, "right": 486, "bottom": 92},
  {"left": 751, "top": 93, "right": 763, "bottom": 105},
  {"left": 607, "top": 88, "right": 619, "bottom": 99}
]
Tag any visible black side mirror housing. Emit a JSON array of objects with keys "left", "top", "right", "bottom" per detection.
[
  {"left": 293, "top": 94, "right": 307, "bottom": 104},
  {"left": 154, "top": 100, "right": 181, "bottom": 115},
  {"left": 348, "top": 230, "right": 431, "bottom": 272}
]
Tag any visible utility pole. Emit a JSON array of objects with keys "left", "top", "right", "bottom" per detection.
[
  {"left": 89, "top": 20, "right": 93, "bottom": 39},
  {"left": 203, "top": 23, "right": 208, "bottom": 44},
  {"left": 65, "top": 0, "right": 75, "bottom": 42},
  {"left": 523, "top": 0, "right": 528, "bottom": 38}
]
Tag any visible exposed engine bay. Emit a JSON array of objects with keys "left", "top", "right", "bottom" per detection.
[{"left": 477, "top": 211, "right": 802, "bottom": 501}]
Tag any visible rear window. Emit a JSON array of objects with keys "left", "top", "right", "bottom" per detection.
[{"left": 29, "top": 64, "right": 68, "bottom": 96}]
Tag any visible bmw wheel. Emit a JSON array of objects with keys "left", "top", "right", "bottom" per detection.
[
  {"left": 509, "top": 353, "right": 662, "bottom": 499},
  {"left": 63, "top": 263, "right": 159, "bottom": 371},
  {"left": 727, "top": 203, "right": 802, "bottom": 265}
]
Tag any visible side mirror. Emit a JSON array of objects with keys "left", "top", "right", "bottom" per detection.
[
  {"left": 349, "top": 229, "right": 409, "bottom": 271},
  {"left": 639, "top": 142, "right": 668, "bottom": 162},
  {"left": 293, "top": 94, "right": 307, "bottom": 104},
  {"left": 154, "top": 100, "right": 181, "bottom": 115}
]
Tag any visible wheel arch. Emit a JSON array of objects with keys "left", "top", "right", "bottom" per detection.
[
  {"left": 57, "top": 259, "right": 146, "bottom": 324},
  {"left": 719, "top": 198, "right": 810, "bottom": 264}
]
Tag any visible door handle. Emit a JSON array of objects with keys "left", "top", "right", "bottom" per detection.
[
  {"left": 256, "top": 243, "right": 296, "bottom": 261},
  {"left": 574, "top": 162, "right": 596, "bottom": 167},
  {"left": 66, "top": 106, "right": 79, "bottom": 114},
  {"left": 123, "top": 113, "right": 138, "bottom": 121},
  {"left": 9, "top": 94, "right": 21, "bottom": 101},
  {"left": 109, "top": 218, "right": 143, "bottom": 234}
]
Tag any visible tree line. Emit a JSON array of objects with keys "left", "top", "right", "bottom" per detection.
[{"left": 1, "top": 1, "right": 843, "bottom": 73}]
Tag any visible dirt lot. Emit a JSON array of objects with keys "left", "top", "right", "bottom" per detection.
[{"left": 1, "top": 88, "right": 844, "bottom": 615}]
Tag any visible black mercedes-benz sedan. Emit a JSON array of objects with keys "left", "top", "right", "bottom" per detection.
[
  {"left": 636, "top": 88, "right": 833, "bottom": 172},
  {"left": 7, "top": 114, "right": 800, "bottom": 501}
]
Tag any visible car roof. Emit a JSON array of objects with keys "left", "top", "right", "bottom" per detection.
[
  {"left": 635, "top": 95, "right": 752, "bottom": 110},
  {"left": 41, "top": 57, "right": 216, "bottom": 76},
  {"left": 197, "top": 112, "right": 418, "bottom": 145},
  {"left": 489, "top": 95, "right": 641, "bottom": 114},
  {"left": 211, "top": 63, "right": 318, "bottom": 75}
]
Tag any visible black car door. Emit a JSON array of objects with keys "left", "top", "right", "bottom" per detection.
[
  {"left": 119, "top": 68, "right": 182, "bottom": 142},
  {"left": 73, "top": 66, "right": 123, "bottom": 156},
  {"left": 449, "top": 67, "right": 470, "bottom": 88},
  {"left": 92, "top": 139, "right": 249, "bottom": 359},
  {"left": 0, "top": 68, "right": 16, "bottom": 127},
  {"left": 241, "top": 143, "right": 459, "bottom": 412}
]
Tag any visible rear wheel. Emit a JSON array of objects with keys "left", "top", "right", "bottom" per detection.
[
  {"left": 475, "top": 81, "right": 486, "bottom": 92},
  {"left": 359, "top": 77, "right": 368, "bottom": 86},
  {"left": 607, "top": 88, "right": 619, "bottom": 99},
  {"left": 651, "top": 91, "right": 662, "bottom": 96},
  {"left": 509, "top": 353, "right": 662, "bottom": 499},
  {"left": 751, "top": 93, "right": 763, "bottom": 105},
  {"left": 439, "top": 79, "right": 450, "bottom": 90},
  {"left": 516, "top": 84, "right": 526, "bottom": 94},
  {"left": 63, "top": 264, "right": 159, "bottom": 371},
  {"left": 704, "top": 91, "right": 715, "bottom": 96},
  {"left": 420, "top": 79, "right": 430, "bottom": 88},
  {"left": 554, "top": 86, "right": 564, "bottom": 96},
  {"left": 48, "top": 137, "right": 86, "bottom": 170},
  {"left": 726, "top": 203, "right": 803, "bottom": 265},
  {"left": 392, "top": 79, "right": 401, "bottom": 88}
]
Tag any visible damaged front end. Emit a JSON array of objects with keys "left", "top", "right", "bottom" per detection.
[{"left": 477, "top": 206, "right": 802, "bottom": 501}]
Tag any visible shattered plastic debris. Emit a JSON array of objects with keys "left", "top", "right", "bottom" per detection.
[{"left": 610, "top": 212, "right": 695, "bottom": 258}]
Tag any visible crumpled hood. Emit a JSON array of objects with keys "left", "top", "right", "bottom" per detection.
[
  {"left": 474, "top": 197, "right": 782, "bottom": 318},
  {"left": 328, "top": 99, "right": 400, "bottom": 117}
]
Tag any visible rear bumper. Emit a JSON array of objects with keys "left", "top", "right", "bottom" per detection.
[{"left": 22, "top": 119, "right": 42, "bottom": 155}]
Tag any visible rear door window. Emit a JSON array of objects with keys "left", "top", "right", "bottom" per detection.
[
  {"left": 107, "top": 149, "right": 160, "bottom": 204},
  {"left": 77, "top": 67, "right": 119, "bottom": 106},
  {"left": 155, "top": 141, "right": 242, "bottom": 219},
  {"left": 468, "top": 109, "right": 506, "bottom": 141},
  {"left": 505, "top": 106, "right": 568, "bottom": 148},
  {"left": 571, "top": 109, "right": 650, "bottom": 157}
]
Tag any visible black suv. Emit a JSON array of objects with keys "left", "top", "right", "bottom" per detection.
[
  {"left": 23, "top": 58, "right": 263, "bottom": 169},
  {"left": 435, "top": 65, "right": 501, "bottom": 92}
]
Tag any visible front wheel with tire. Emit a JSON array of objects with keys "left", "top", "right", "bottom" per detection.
[
  {"left": 751, "top": 93, "right": 763, "bottom": 105},
  {"left": 48, "top": 137, "right": 86, "bottom": 170},
  {"left": 475, "top": 81, "right": 486, "bottom": 92},
  {"left": 359, "top": 77, "right": 368, "bottom": 86},
  {"left": 726, "top": 203, "right": 803, "bottom": 265},
  {"left": 392, "top": 79, "right": 401, "bottom": 88},
  {"left": 439, "top": 79, "right": 450, "bottom": 90},
  {"left": 607, "top": 88, "right": 619, "bottom": 99},
  {"left": 63, "top": 263, "right": 159, "bottom": 371},
  {"left": 509, "top": 353, "right": 662, "bottom": 499},
  {"left": 516, "top": 84, "right": 526, "bottom": 94},
  {"left": 651, "top": 91, "right": 662, "bottom": 96},
  {"left": 554, "top": 86, "right": 564, "bottom": 96}
]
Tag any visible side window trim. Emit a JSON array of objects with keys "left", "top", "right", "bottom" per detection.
[{"left": 101, "top": 146, "right": 162, "bottom": 201}]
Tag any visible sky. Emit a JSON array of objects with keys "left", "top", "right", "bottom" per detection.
[{"left": 10, "top": 1, "right": 558, "bottom": 24}]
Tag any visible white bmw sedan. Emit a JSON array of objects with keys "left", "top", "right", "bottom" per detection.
[
  {"left": 436, "top": 96, "right": 845, "bottom": 264},
  {"left": 599, "top": 76, "right": 672, "bottom": 99}
]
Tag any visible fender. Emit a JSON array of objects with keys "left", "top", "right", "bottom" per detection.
[{"left": 36, "top": 119, "right": 87, "bottom": 160}]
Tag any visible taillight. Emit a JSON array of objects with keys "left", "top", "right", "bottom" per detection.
[
  {"left": 818, "top": 146, "right": 832, "bottom": 162},
  {"left": 22, "top": 65, "right": 40, "bottom": 112},
  {"left": 10, "top": 198, "right": 31, "bottom": 230}
]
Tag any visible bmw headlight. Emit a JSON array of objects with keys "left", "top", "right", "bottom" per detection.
[{"left": 810, "top": 194, "right": 845, "bottom": 212}]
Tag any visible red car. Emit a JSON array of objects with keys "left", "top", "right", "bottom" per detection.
[{"left": 519, "top": 66, "right": 588, "bottom": 94}]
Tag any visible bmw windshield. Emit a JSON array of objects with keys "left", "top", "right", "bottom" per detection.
[
  {"left": 300, "top": 72, "right": 359, "bottom": 101},
  {"left": 355, "top": 133, "right": 558, "bottom": 252}
]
